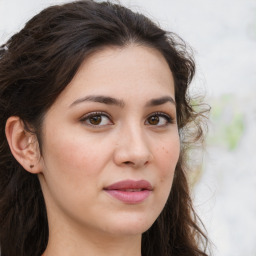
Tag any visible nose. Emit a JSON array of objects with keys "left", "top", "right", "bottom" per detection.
[{"left": 113, "top": 124, "right": 153, "bottom": 169}]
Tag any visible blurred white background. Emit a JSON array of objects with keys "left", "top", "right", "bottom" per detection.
[{"left": 1, "top": 0, "right": 256, "bottom": 255}]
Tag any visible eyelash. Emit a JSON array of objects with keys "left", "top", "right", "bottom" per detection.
[
  {"left": 80, "top": 112, "right": 112, "bottom": 127},
  {"left": 145, "top": 112, "right": 174, "bottom": 127},
  {"left": 80, "top": 111, "right": 174, "bottom": 127}
]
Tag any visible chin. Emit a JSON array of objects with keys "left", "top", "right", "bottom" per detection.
[{"left": 101, "top": 212, "right": 156, "bottom": 236}]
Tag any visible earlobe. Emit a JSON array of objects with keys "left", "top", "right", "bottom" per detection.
[{"left": 5, "top": 116, "right": 42, "bottom": 174}]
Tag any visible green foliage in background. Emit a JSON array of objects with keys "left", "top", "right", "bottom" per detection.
[{"left": 208, "top": 94, "right": 245, "bottom": 151}]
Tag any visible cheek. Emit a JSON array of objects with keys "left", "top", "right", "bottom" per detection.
[
  {"left": 46, "top": 131, "right": 104, "bottom": 172},
  {"left": 154, "top": 136, "right": 180, "bottom": 184},
  {"left": 147, "top": 135, "right": 180, "bottom": 220},
  {"left": 40, "top": 133, "right": 110, "bottom": 208},
  {"left": 158, "top": 137, "right": 180, "bottom": 168},
  {"left": 41, "top": 133, "right": 109, "bottom": 195}
]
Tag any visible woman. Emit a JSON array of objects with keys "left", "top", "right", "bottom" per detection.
[{"left": 0, "top": 1, "right": 209, "bottom": 256}]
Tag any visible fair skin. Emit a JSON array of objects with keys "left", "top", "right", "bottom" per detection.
[{"left": 6, "top": 45, "right": 180, "bottom": 256}]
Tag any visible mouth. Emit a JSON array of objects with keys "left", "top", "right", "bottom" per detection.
[
  {"left": 104, "top": 179, "right": 153, "bottom": 204},
  {"left": 118, "top": 188, "right": 144, "bottom": 192}
]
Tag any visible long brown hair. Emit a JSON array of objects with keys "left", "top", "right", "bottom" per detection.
[{"left": 0, "top": 1, "right": 209, "bottom": 255}]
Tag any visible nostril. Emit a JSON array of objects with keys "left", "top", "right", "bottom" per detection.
[
  {"left": 124, "top": 161, "right": 133, "bottom": 165},
  {"left": 123, "top": 160, "right": 149, "bottom": 166}
]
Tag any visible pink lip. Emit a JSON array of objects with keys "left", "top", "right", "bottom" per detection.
[{"left": 104, "top": 180, "right": 153, "bottom": 204}]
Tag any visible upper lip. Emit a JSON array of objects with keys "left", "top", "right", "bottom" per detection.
[{"left": 104, "top": 179, "right": 153, "bottom": 191}]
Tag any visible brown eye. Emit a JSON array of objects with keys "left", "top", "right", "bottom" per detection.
[
  {"left": 145, "top": 113, "right": 172, "bottom": 126},
  {"left": 147, "top": 115, "right": 159, "bottom": 125},
  {"left": 81, "top": 112, "right": 113, "bottom": 127},
  {"left": 89, "top": 115, "right": 102, "bottom": 125}
]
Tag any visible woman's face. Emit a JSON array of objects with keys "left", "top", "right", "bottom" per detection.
[{"left": 38, "top": 45, "right": 180, "bottom": 238}]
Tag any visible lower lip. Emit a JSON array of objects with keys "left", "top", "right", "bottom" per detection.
[{"left": 105, "top": 190, "right": 151, "bottom": 204}]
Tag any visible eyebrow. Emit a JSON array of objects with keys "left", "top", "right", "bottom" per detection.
[
  {"left": 70, "top": 95, "right": 125, "bottom": 108},
  {"left": 145, "top": 96, "right": 176, "bottom": 107},
  {"left": 70, "top": 95, "right": 175, "bottom": 108}
]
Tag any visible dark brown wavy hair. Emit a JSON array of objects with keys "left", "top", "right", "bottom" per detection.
[{"left": 0, "top": 1, "right": 209, "bottom": 256}]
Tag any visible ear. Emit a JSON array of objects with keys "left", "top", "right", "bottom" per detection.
[{"left": 5, "top": 116, "right": 42, "bottom": 174}]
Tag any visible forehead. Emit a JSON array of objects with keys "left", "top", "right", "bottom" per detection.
[{"left": 53, "top": 45, "right": 175, "bottom": 107}]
